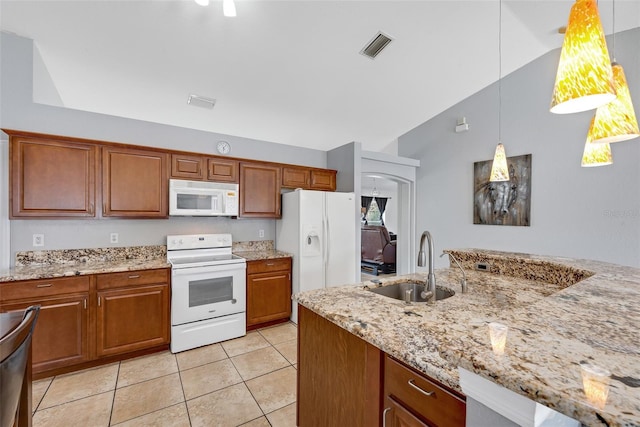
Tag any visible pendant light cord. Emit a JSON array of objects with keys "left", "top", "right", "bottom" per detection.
[
  {"left": 498, "top": 0, "right": 502, "bottom": 143},
  {"left": 612, "top": 0, "right": 616, "bottom": 62}
]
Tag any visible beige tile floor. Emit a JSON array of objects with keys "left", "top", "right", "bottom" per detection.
[{"left": 31, "top": 323, "right": 298, "bottom": 427}]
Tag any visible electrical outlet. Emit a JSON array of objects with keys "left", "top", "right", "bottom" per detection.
[
  {"left": 110, "top": 233, "right": 119, "bottom": 244},
  {"left": 33, "top": 234, "right": 44, "bottom": 247},
  {"left": 259, "top": 229, "right": 265, "bottom": 238}
]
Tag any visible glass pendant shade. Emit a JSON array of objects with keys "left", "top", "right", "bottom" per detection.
[
  {"left": 588, "top": 63, "right": 640, "bottom": 143},
  {"left": 582, "top": 118, "right": 613, "bottom": 167},
  {"left": 489, "top": 143, "right": 510, "bottom": 181},
  {"left": 223, "top": 0, "right": 236, "bottom": 17},
  {"left": 550, "top": 0, "right": 615, "bottom": 114}
]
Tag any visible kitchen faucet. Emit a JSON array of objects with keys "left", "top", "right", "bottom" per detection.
[
  {"left": 417, "top": 231, "right": 436, "bottom": 303},
  {"left": 440, "top": 252, "right": 467, "bottom": 293}
]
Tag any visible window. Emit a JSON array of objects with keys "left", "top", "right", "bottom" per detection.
[{"left": 365, "top": 199, "right": 383, "bottom": 226}]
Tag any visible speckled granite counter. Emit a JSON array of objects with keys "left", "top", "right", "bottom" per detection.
[
  {"left": 232, "top": 240, "right": 292, "bottom": 261},
  {"left": 0, "top": 246, "right": 169, "bottom": 282},
  {"left": 295, "top": 249, "right": 640, "bottom": 427}
]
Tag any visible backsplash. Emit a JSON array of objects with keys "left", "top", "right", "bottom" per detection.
[
  {"left": 15, "top": 240, "right": 275, "bottom": 266},
  {"left": 15, "top": 245, "right": 166, "bottom": 266},
  {"left": 445, "top": 248, "right": 595, "bottom": 287},
  {"left": 232, "top": 240, "right": 274, "bottom": 252}
]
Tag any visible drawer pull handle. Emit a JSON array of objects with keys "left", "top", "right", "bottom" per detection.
[
  {"left": 266, "top": 263, "right": 275, "bottom": 266},
  {"left": 382, "top": 407, "right": 391, "bottom": 427},
  {"left": 408, "top": 379, "right": 434, "bottom": 397},
  {"left": 128, "top": 275, "right": 140, "bottom": 279},
  {"left": 36, "top": 284, "right": 53, "bottom": 288}
]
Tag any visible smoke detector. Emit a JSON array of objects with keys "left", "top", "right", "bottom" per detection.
[
  {"left": 187, "top": 94, "right": 216, "bottom": 109},
  {"left": 360, "top": 31, "right": 393, "bottom": 59}
]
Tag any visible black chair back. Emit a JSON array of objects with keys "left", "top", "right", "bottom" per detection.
[{"left": 0, "top": 306, "right": 40, "bottom": 427}]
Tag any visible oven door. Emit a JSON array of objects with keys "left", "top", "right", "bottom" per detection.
[{"left": 171, "top": 263, "right": 246, "bottom": 325}]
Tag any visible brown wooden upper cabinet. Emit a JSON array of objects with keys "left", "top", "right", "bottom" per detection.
[
  {"left": 102, "top": 146, "right": 168, "bottom": 218},
  {"left": 239, "top": 162, "right": 281, "bottom": 218},
  {"left": 282, "top": 166, "right": 336, "bottom": 191},
  {"left": 9, "top": 133, "right": 98, "bottom": 218},
  {"left": 310, "top": 169, "right": 337, "bottom": 191},
  {"left": 171, "top": 153, "right": 205, "bottom": 180},
  {"left": 170, "top": 154, "right": 239, "bottom": 183}
]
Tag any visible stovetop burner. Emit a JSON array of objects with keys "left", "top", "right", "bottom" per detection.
[{"left": 167, "top": 234, "right": 246, "bottom": 268}]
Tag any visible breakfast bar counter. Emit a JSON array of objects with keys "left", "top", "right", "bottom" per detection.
[{"left": 295, "top": 249, "right": 640, "bottom": 426}]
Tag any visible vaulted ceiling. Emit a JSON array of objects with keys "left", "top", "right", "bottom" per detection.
[{"left": 2, "top": 1, "right": 638, "bottom": 152}]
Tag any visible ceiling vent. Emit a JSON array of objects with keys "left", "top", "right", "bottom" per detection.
[
  {"left": 187, "top": 94, "right": 216, "bottom": 109},
  {"left": 360, "top": 31, "right": 393, "bottom": 59}
]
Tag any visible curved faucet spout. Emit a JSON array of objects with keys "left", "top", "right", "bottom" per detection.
[
  {"left": 417, "top": 231, "right": 436, "bottom": 303},
  {"left": 440, "top": 252, "right": 468, "bottom": 293}
]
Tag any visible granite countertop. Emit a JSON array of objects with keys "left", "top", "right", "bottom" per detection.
[
  {"left": 234, "top": 250, "right": 292, "bottom": 262},
  {"left": 0, "top": 246, "right": 170, "bottom": 283},
  {"left": 295, "top": 249, "right": 640, "bottom": 427}
]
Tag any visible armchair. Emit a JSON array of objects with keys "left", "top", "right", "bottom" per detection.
[{"left": 361, "top": 225, "right": 396, "bottom": 275}]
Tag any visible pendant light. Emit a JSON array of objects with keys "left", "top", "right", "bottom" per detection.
[
  {"left": 490, "top": 0, "right": 509, "bottom": 182},
  {"left": 223, "top": 0, "right": 236, "bottom": 17},
  {"left": 582, "top": 118, "right": 613, "bottom": 166},
  {"left": 588, "top": 1, "right": 639, "bottom": 143},
  {"left": 550, "top": 0, "right": 615, "bottom": 114}
]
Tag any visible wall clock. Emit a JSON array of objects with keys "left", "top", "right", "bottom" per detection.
[{"left": 216, "top": 140, "right": 231, "bottom": 155}]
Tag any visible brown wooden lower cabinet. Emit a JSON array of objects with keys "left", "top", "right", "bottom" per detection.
[
  {"left": 0, "top": 293, "right": 90, "bottom": 374},
  {"left": 298, "top": 305, "right": 383, "bottom": 427},
  {"left": 384, "top": 356, "right": 466, "bottom": 427},
  {"left": 0, "top": 268, "right": 170, "bottom": 377},
  {"left": 297, "top": 304, "right": 467, "bottom": 427},
  {"left": 246, "top": 258, "right": 292, "bottom": 330},
  {"left": 384, "top": 396, "right": 430, "bottom": 427},
  {"left": 96, "top": 284, "right": 170, "bottom": 357}
]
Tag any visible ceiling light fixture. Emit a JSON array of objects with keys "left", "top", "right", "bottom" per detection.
[
  {"left": 582, "top": 118, "right": 613, "bottom": 167},
  {"left": 490, "top": 0, "right": 509, "bottom": 182},
  {"left": 223, "top": 0, "right": 236, "bottom": 17},
  {"left": 588, "top": 0, "right": 639, "bottom": 144},
  {"left": 194, "top": 0, "right": 209, "bottom": 6},
  {"left": 371, "top": 178, "right": 379, "bottom": 197},
  {"left": 550, "top": 0, "right": 615, "bottom": 114}
]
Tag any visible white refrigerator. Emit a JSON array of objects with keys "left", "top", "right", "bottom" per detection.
[{"left": 276, "top": 190, "right": 358, "bottom": 323}]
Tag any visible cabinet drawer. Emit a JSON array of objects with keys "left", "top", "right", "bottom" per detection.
[
  {"left": 384, "top": 356, "right": 466, "bottom": 427},
  {"left": 0, "top": 276, "right": 90, "bottom": 301},
  {"left": 247, "top": 258, "right": 291, "bottom": 275},
  {"left": 96, "top": 269, "right": 169, "bottom": 290}
]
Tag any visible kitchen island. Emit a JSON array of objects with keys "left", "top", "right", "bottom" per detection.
[{"left": 295, "top": 249, "right": 640, "bottom": 427}]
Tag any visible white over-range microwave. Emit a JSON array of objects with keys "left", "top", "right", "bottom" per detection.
[{"left": 169, "top": 179, "right": 239, "bottom": 216}]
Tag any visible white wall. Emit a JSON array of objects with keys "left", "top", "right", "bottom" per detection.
[
  {"left": 1, "top": 31, "right": 329, "bottom": 266},
  {"left": 0, "top": 138, "right": 9, "bottom": 269},
  {"left": 399, "top": 28, "right": 640, "bottom": 268}
]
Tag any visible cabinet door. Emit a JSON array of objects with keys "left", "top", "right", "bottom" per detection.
[
  {"left": 1, "top": 294, "right": 90, "bottom": 375},
  {"left": 310, "top": 169, "right": 337, "bottom": 191},
  {"left": 10, "top": 136, "right": 97, "bottom": 218},
  {"left": 282, "top": 166, "right": 310, "bottom": 189},
  {"left": 102, "top": 146, "right": 168, "bottom": 217},
  {"left": 96, "top": 284, "right": 170, "bottom": 357},
  {"left": 208, "top": 158, "right": 239, "bottom": 182},
  {"left": 384, "top": 396, "right": 430, "bottom": 427},
  {"left": 298, "top": 305, "right": 382, "bottom": 427},
  {"left": 239, "top": 162, "right": 281, "bottom": 218},
  {"left": 171, "top": 154, "right": 205, "bottom": 180},
  {"left": 247, "top": 268, "right": 291, "bottom": 327}
]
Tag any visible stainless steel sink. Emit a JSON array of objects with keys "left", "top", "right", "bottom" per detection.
[{"left": 368, "top": 281, "right": 455, "bottom": 303}]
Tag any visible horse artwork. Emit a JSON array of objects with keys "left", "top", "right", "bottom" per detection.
[{"left": 473, "top": 154, "right": 531, "bottom": 226}]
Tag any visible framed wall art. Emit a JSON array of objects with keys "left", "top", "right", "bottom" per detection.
[{"left": 473, "top": 154, "right": 531, "bottom": 226}]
